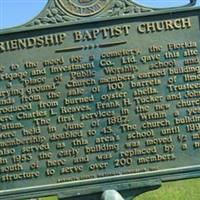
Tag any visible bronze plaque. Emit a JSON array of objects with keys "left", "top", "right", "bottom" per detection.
[{"left": 0, "top": 0, "right": 200, "bottom": 199}]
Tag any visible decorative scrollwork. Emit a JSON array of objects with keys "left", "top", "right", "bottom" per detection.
[
  {"left": 104, "top": 0, "right": 152, "bottom": 17},
  {"left": 26, "top": 0, "right": 152, "bottom": 27},
  {"left": 26, "top": 3, "right": 72, "bottom": 27}
]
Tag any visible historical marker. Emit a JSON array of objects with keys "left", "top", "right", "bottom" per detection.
[{"left": 0, "top": 0, "right": 199, "bottom": 199}]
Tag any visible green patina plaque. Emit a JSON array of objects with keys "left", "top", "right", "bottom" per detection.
[{"left": 0, "top": 0, "right": 200, "bottom": 199}]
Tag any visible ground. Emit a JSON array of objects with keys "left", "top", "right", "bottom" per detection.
[{"left": 135, "top": 178, "right": 200, "bottom": 200}]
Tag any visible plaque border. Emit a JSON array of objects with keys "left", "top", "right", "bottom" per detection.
[{"left": 0, "top": 5, "right": 200, "bottom": 200}]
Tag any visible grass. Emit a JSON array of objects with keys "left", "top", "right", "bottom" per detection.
[
  {"left": 135, "top": 178, "right": 200, "bottom": 200},
  {"left": 38, "top": 197, "right": 58, "bottom": 200}
]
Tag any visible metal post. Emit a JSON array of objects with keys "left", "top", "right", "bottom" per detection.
[{"left": 101, "top": 190, "right": 125, "bottom": 200}]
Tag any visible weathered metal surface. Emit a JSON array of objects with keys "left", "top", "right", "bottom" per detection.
[{"left": 0, "top": 0, "right": 200, "bottom": 199}]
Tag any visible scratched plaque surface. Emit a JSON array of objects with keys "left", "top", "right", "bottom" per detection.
[{"left": 1, "top": 0, "right": 200, "bottom": 199}]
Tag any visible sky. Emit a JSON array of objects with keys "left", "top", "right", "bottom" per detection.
[{"left": 0, "top": 0, "right": 200, "bottom": 29}]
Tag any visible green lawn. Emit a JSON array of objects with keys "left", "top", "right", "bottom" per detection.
[
  {"left": 135, "top": 178, "right": 200, "bottom": 200},
  {"left": 38, "top": 197, "right": 58, "bottom": 200}
]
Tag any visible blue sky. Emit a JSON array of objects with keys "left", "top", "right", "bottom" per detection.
[{"left": 0, "top": 0, "right": 200, "bottom": 29}]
